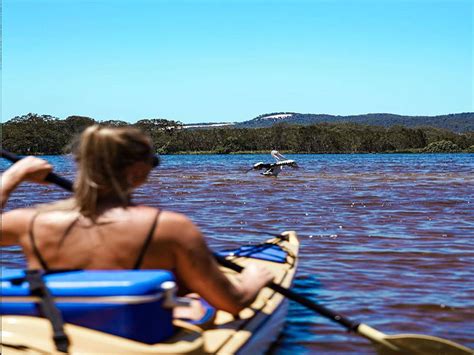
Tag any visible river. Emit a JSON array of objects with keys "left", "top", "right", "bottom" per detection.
[{"left": 1, "top": 153, "right": 473, "bottom": 354}]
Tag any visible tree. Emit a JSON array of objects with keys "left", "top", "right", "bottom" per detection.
[
  {"left": 2, "top": 113, "right": 67, "bottom": 154},
  {"left": 422, "top": 140, "right": 461, "bottom": 153},
  {"left": 63, "top": 116, "right": 95, "bottom": 134}
]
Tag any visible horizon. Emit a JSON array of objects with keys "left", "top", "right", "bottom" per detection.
[{"left": 2, "top": 0, "right": 472, "bottom": 124}]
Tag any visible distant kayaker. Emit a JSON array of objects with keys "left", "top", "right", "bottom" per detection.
[
  {"left": 1, "top": 125, "right": 274, "bottom": 317},
  {"left": 252, "top": 150, "right": 298, "bottom": 177}
]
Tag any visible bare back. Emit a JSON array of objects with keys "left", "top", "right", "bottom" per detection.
[
  {"left": 17, "top": 206, "right": 175, "bottom": 271},
  {"left": 2, "top": 202, "right": 270, "bottom": 314}
]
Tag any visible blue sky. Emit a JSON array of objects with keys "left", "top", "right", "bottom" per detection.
[{"left": 2, "top": 0, "right": 472, "bottom": 124}]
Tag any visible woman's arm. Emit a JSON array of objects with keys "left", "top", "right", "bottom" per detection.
[
  {"left": 1, "top": 156, "right": 53, "bottom": 209},
  {"left": 163, "top": 214, "right": 274, "bottom": 315},
  {"left": 1, "top": 157, "right": 53, "bottom": 245}
]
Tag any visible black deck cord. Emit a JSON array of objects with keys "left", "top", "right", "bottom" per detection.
[{"left": 25, "top": 270, "right": 70, "bottom": 354}]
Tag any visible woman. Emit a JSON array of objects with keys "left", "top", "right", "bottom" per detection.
[{"left": 1, "top": 125, "right": 273, "bottom": 316}]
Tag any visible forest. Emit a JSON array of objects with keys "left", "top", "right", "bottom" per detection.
[{"left": 1, "top": 113, "right": 473, "bottom": 155}]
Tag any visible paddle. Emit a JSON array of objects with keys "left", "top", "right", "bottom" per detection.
[
  {"left": 215, "top": 254, "right": 472, "bottom": 355},
  {"left": 1, "top": 150, "right": 472, "bottom": 355},
  {"left": 0, "top": 149, "right": 74, "bottom": 191}
]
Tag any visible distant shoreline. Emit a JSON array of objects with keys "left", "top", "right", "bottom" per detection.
[
  {"left": 3, "top": 114, "right": 473, "bottom": 155},
  {"left": 18, "top": 150, "right": 474, "bottom": 156}
]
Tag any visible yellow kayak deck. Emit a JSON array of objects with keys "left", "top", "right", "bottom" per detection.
[{"left": 1, "top": 231, "right": 299, "bottom": 354}]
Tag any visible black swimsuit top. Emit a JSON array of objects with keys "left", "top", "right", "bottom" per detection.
[{"left": 28, "top": 210, "right": 161, "bottom": 271}]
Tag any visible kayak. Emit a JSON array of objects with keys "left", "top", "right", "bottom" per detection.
[{"left": 0, "top": 231, "right": 299, "bottom": 354}]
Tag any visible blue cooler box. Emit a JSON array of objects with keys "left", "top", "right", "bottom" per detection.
[{"left": 0, "top": 269, "right": 175, "bottom": 344}]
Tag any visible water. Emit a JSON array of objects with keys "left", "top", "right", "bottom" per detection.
[{"left": 1, "top": 153, "right": 473, "bottom": 354}]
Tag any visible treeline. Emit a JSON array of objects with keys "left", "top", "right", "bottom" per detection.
[
  {"left": 1, "top": 113, "right": 473, "bottom": 155},
  {"left": 1, "top": 113, "right": 182, "bottom": 155}
]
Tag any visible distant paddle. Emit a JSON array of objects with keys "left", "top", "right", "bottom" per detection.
[{"left": 1, "top": 149, "right": 472, "bottom": 354}]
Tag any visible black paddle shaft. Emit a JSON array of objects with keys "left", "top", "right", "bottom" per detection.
[
  {"left": 213, "top": 253, "right": 360, "bottom": 332},
  {"left": 0, "top": 149, "right": 74, "bottom": 192}
]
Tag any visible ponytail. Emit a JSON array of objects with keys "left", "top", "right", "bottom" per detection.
[{"left": 73, "top": 125, "right": 153, "bottom": 219}]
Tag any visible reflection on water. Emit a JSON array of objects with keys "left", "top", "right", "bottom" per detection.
[{"left": 1, "top": 153, "right": 473, "bottom": 354}]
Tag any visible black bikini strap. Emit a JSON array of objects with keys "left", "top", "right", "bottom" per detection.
[
  {"left": 28, "top": 213, "right": 49, "bottom": 271},
  {"left": 133, "top": 210, "right": 161, "bottom": 270}
]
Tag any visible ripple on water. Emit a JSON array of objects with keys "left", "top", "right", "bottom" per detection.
[{"left": 1, "top": 153, "right": 473, "bottom": 354}]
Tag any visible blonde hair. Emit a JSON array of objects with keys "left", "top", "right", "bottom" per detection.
[{"left": 72, "top": 125, "right": 154, "bottom": 218}]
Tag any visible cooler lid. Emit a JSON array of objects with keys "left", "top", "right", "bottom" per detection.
[{"left": 1, "top": 269, "right": 174, "bottom": 297}]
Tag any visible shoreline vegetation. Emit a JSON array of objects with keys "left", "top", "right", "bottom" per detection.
[{"left": 2, "top": 113, "right": 474, "bottom": 155}]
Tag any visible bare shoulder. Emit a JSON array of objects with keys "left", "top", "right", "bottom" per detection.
[
  {"left": 160, "top": 210, "right": 194, "bottom": 225},
  {"left": 2, "top": 208, "right": 37, "bottom": 227},
  {"left": 1, "top": 208, "right": 37, "bottom": 245},
  {"left": 126, "top": 206, "right": 202, "bottom": 245},
  {"left": 156, "top": 210, "right": 202, "bottom": 243}
]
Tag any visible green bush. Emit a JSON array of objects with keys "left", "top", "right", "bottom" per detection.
[
  {"left": 422, "top": 140, "right": 460, "bottom": 153},
  {"left": 464, "top": 145, "right": 474, "bottom": 153}
]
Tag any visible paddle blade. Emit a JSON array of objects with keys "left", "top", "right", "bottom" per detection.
[
  {"left": 357, "top": 324, "right": 473, "bottom": 354},
  {"left": 379, "top": 334, "right": 473, "bottom": 355}
]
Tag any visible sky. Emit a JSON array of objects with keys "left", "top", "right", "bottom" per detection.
[{"left": 2, "top": 0, "right": 473, "bottom": 124}]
